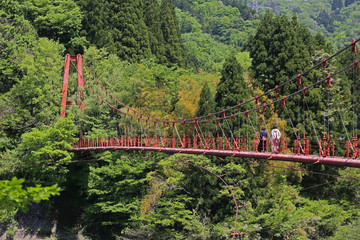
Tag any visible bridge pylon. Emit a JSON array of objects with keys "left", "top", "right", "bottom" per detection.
[{"left": 60, "top": 54, "right": 84, "bottom": 118}]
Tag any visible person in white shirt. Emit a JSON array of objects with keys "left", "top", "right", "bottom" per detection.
[{"left": 270, "top": 125, "right": 281, "bottom": 153}]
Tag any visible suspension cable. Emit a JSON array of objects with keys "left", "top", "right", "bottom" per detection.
[
  {"left": 224, "top": 117, "right": 239, "bottom": 150},
  {"left": 304, "top": 97, "right": 322, "bottom": 154},
  {"left": 284, "top": 105, "right": 298, "bottom": 139},
  {"left": 337, "top": 105, "right": 354, "bottom": 151},
  {"left": 80, "top": 38, "right": 360, "bottom": 124},
  {"left": 78, "top": 59, "right": 359, "bottom": 126}
]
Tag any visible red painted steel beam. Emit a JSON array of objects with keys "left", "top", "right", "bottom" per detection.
[
  {"left": 77, "top": 54, "right": 84, "bottom": 111},
  {"left": 69, "top": 147, "right": 360, "bottom": 168},
  {"left": 60, "top": 54, "right": 78, "bottom": 118},
  {"left": 60, "top": 54, "right": 71, "bottom": 118}
]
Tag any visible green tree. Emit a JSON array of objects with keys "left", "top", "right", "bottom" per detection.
[
  {"left": 4, "top": 118, "right": 78, "bottom": 187},
  {"left": 247, "top": 12, "right": 336, "bottom": 141},
  {"left": 332, "top": 0, "right": 343, "bottom": 11},
  {"left": 197, "top": 81, "right": 215, "bottom": 117},
  {"left": 0, "top": 8, "right": 65, "bottom": 138},
  {"left": 0, "top": 37, "right": 64, "bottom": 138},
  {"left": 176, "top": 9, "right": 202, "bottom": 34},
  {"left": 344, "top": 0, "right": 356, "bottom": 6},
  {"left": 0, "top": 177, "right": 60, "bottom": 238},
  {"left": 329, "top": 219, "right": 360, "bottom": 240},
  {"left": 143, "top": 0, "right": 166, "bottom": 63},
  {"left": 249, "top": 13, "right": 310, "bottom": 93},
  {"left": 81, "top": 153, "right": 157, "bottom": 240},
  {"left": 76, "top": 0, "right": 113, "bottom": 51},
  {"left": 20, "top": 0, "right": 86, "bottom": 52},
  {"left": 0, "top": 177, "right": 60, "bottom": 212},
  {"left": 77, "top": 0, "right": 151, "bottom": 61},
  {"left": 125, "top": 154, "right": 248, "bottom": 239},
  {"left": 160, "top": 0, "right": 187, "bottom": 67},
  {"left": 0, "top": 15, "right": 34, "bottom": 94},
  {"left": 112, "top": 0, "right": 151, "bottom": 61},
  {"left": 181, "top": 32, "right": 234, "bottom": 72},
  {"left": 215, "top": 54, "right": 250, "bottom": 110}
]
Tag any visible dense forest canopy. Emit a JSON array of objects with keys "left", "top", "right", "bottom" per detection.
[{"left": 1, "top": 0, "right": 360, "bottom": 239}]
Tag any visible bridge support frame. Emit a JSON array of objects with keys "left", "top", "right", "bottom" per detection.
[{"left": 60, "top": 54, "right": 84, "bottom": 118}]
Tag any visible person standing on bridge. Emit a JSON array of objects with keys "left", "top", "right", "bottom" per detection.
[
  {"left": 270, "top": 125, "right": 281, "bottom": 153},
  {"left": 258, "top": 127, "right": 267, "bottom": 152}
]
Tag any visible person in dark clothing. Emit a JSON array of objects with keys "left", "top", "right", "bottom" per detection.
[{"left": 258, "top": 127, "right": 267, "bottom": 152}]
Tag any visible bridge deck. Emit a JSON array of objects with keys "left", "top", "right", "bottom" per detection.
[{"left": 70, "top": 146, "right": 360, "bottom": 168}]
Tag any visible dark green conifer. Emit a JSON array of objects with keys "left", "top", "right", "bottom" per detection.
[
  {"left": 249, "top": 12, "right": 275, "bottom": 88},
  {"left": 111, "top": 0, "right": 151, "bottom": 62},
  {"left": 332, "top": 0, "right": 343, "bottom": 11},
  {"left": 345, "top": 0, "right": 356, "bottom": 6},
  {"left": 197, "top": 81, "right": 215, "bottom": 116},
  {"left": 76, "top": 0, "right": 113, "bottom": 50},
  {"left": 215, "top": 54, "right": 250, "bottom": 110},
  {"left": 143, "top": 0, "right": 166, "bottom": 63},
  {"left": 249, "top": 12, "right": 310, "bottom": 94},
  {"left": 160, "top": 0, "right": 187, "bottom": 67},
  {"left": 79, "top": 0, "right": 151, "bottom": 61}
]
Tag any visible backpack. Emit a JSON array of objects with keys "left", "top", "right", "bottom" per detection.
[{"left": 271, "top": 129, "right": 281, "bottom": 140}]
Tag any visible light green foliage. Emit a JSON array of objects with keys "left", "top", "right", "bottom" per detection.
[
  {"left": 328, "top": 219, "right": 360, "bottom": 240},
  {"left": 2, "top": 118, "right": 78, "bottom": 187},
  {"left": 174, "top": 0, "right": 260, "bottom": 72},
  {"left": 20, "top": 117, "right": 77, "bottom": 164},
  {"left": 253, "top": 0, "right": 359, "bottom": 49},
  {"left": 20, "top": 0, "right": 83, "bottom": 50},
  {"left": 176, "top": 0, "right": 259, "bottom": 48},
  {"left": 176, "top": 9, "right": 202, "bottom": 34},
  {"left": 80, "top": 47, "right": 219, "bottom": 127},
  {"left": 127, "top": 154, "right": 250, "bottom": 239},
  {"left": 0, "top": 177, "right": 60, "bottom": 212},
  {"left": 0, "top": 33, "right": 64, "bottom": 137},
  {"left": 236, "top": 51, "right": 252, "bottom": 70},
  {"left": 0, "top": 177, "right": 60, "bottom": 238},
  {"left": 329, "top": 168, "right": 360, "bottom": 206},
  {"left": 330, "top": 3, "right": 360, "bottom": 49},
  {"left": 0, "top": 11, "right": 37, "bottom": 94},
  {"left": 182, "top": 32, "right": 235, "bottom": 72},
  {"left": 1, "top": 0, "right": 360, "bottom": 239},
  {"left": 138, "top": 194, "right": 211, "bottom": 239},
  {"left": 82, "top": 152, "right": 157, "bottom": 239}
]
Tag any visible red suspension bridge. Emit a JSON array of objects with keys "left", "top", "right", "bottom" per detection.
[{"left": 63, "top": 39, "right": 360, "bottom": 168}]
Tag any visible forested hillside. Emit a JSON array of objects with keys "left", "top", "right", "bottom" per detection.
[
  {"left": 244, "top": 0, "right": 360, "bottom": 49},
  {"left": 1, "top": 0, "right": 360, "bottom": 239}
]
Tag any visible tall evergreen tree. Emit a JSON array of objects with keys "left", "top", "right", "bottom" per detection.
[
  {"left": 345, "top": 0, "right": 356, "bottom": 7},
  {"left": 249, "top": 12, "right": 310, "bottom": 94},
  {"left": 331, "top": 0, "right": 343, "bottom": 11},
  {"left": 143, "top": 0, "right": 166, "bottom": 63},
  {"left": 160, "top": 0, "right": 187, "bottom": 67},
  {"left": 248, "top": 12, "right": 335, "bottom": 139},
  {"left": 215, "top": 55, "right": 250, "bottom": 110},
  {"left": 78, "top": 0, "right": 151, "bottom": 61},
  {"left": 249, "top": 12, "right": 275, "bottom": 88},
  {"left": 111, "top": 0, "right": 151, "bottom": 62},
  {"left": 76, "top": 0, "right": 114, "bottom": 51},
  {"left": 197, "top": 81, "right": 215, "bottom": 116}
]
